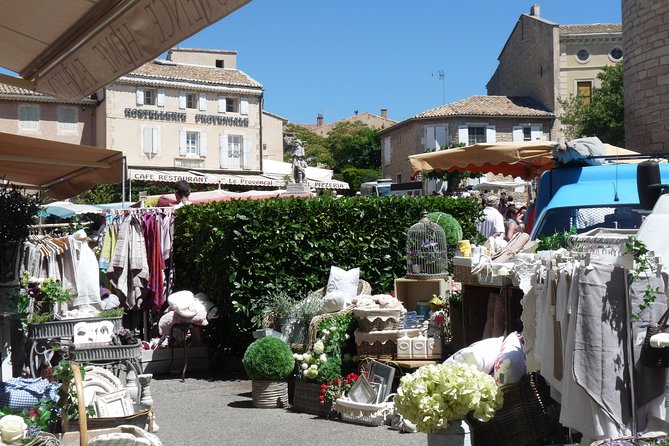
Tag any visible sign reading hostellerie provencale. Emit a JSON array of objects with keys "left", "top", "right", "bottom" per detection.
[
  {"left": 195, "top": 114, "right": 249, "bottom": 127},
  {"left": 124, "top": 108, "right": 186, "bottom": 122},
  {"left": 33, "top": 0, "right": 252, "bottom": 101}
]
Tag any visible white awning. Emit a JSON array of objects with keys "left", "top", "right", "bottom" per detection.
[{"left": 0, "top": 0, "right": 251, "bottom": 101}]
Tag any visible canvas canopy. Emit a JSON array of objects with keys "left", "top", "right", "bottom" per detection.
[
  {"left": 0, "top": 131, "right": 123, "bottom": 199},
  {"left": 0, "top": 0, "right": 250, "bottom": 101},
  {"left": 408, "top": 141, "right": 640, "bottom": 180}
]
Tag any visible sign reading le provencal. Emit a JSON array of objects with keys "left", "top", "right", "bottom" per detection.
[{"left": 124, "top": 108, "right": 249, "bottom": 127}]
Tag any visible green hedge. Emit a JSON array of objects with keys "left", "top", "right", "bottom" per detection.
[{"left": 173, "top": 195, "right": 482, "bottom": 355}]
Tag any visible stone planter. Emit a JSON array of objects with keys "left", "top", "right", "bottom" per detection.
[{"left": 251, "top": 380, "right": 289, "bottom": 408}]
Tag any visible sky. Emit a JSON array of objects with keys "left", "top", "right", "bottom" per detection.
[{"left": 173, "top": 0, "right": 622, "bottom": 125}]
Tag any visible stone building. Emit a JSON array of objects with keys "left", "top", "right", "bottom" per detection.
[
  {"left": 622, "top": 0, "right": 669, "bottom": 153},
  {"left": 298, "top": 109, "right": 396, "bottom": 137},
  {"left": 379, "top": 4, "right": 621, "bottom": 185},
  {"left": 378, "top": 96, "right": 554, "bottom": 184},
  {"left": 0, "top": 83, "right": 97, "bottom": 146},
  {"left": 487, "top": 4, "right": 622, "bottom": 136}
]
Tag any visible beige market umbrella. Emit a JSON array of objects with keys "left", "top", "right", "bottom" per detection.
[{"left": 408, "top": 141, "right": 639, "bottom": 180}]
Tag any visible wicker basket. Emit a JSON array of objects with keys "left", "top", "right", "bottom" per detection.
[
  {"left": 334, "top": 395, "right": 394, "bottom": 426},
  {"left": 469, "top": 373, "right": 550, "bottom": 446},
  {"left": 453, "top": 264, "right": 479, "bottom": 285},
  {"left": 292, "top": 379, "right": 332, "bottom": 417},
  {"left": 354, "top": 329, "right": 400, "bottom": 359},
  {"left": 251, "top": 380, "right": 289, "bottom": 408}
]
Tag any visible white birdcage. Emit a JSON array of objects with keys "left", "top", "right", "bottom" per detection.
[{"left": 405, "top": 213, "right": 448, "bottom": 279}]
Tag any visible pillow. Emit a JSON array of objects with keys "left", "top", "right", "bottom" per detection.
[
  {"left": 444, "top": 336, "right": 504, "bottom": 374},
  {"left": 319, "top": 291, "right": 347, "bottom": 314},
  {"left": 168, "top": 290, "right": 197, "bottom": 318},
  {"left": 493, "top": 331, "right": 527, "bottom": 386},
  {"left": 325, "top": 266, "right": 360, "bottom": 303}
]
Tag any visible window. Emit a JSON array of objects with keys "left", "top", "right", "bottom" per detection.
[
  {"left": 186, "top": 131, "right": 199, "bottom": 155},
  {"left": 186, "top": 93, "right": 197, "bottom": 109},
  {"left": 58, "top": 107, "right": 77, "bottom": 132},
  {"left": 226, "top": 98, "right": 239, "bottom": 113},
  {"left": 228, "top": 135, "right": 242, "bottom": 159},
  {"left": 424, "top": 125, "right": 447, "bottom": 150},
  {"left": 19, "top": 104, "right": 39, "bottom": 131},
  {"left": 468, "top": 126, "right": 486, "bottom": 145},
  {"left": 577, "top": 81, "right": 593, "bottom": 106},
  {"left": 144, "top": 88, "right": 156, "bottom": 105},
  {"left": 513, "top": 124, "right": 543, "bottom": 142},
  {"left": 216, "top": 60, "right": 224, "bottom": 68},
  {"left": 610, "top": 47, "right": 623, "bottom": 62},
  {"left": 576, "top": 48, "right": 590, "bottom": 63},
  {"left": 396, "top": 174, "right": 402, "bottom": 184}
]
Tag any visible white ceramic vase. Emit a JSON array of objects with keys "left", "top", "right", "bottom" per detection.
[{"left": 426, "top": 419, "right": 472, "bottom": 446}]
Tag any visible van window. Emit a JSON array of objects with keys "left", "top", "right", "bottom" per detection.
[{"left": 534, "top": 205, "right": 644, "bottom": 239}]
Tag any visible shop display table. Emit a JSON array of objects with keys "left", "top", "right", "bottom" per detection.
[{"left": 26, "top": 317, "right": 140, "bottom": 378}]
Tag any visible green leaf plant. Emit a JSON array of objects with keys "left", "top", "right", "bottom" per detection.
[{"left": 625, "top": 236, "right": 661, "bottom": 320}]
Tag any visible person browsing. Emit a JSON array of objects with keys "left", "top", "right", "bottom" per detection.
[{"left": 477, "top": 194, "right": 505, "bottom": 238}]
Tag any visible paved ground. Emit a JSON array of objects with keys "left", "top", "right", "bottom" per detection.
[{"left": 149, "top": 369, "right": 427, "bottom": 446}]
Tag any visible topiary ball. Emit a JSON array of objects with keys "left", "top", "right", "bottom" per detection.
[
  {"left": 427, "top": 212, "right": 463, "bottom": 247},
  {"left": 242, "top": 336, "right": 295, "bottom": 381}
]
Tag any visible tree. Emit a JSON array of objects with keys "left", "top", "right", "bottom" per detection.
[
  {"left": 326, "top": 121, "right": 381, "bottom": 172},
  {"left": 284, "top": 124, "right": 333, "bottom": 169},
  {"left": 559, "top": 62, "right": 624, "bottom": 147},
  {"left": 340, "top": 167, "right": 381, "bottom": 195}
]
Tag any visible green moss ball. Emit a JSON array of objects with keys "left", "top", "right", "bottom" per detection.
[
  {"left": 427, "top": 212, "right": 463, "bottom": 247},
  {"left": 242, "top": 336, "right": 295, "bottom": 381}
]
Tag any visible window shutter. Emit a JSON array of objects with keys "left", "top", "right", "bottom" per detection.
[
  {"left": 152, "top": 128, "right": 160, "bottom": 154},
  {"left": 243, "top": 137, "right": 252, "bottom": 169},
  {"left": 198, "top": 93, "right": 206, "bottom": 111},
  {"left": 240, "top": 98, "right": 249, "bottom": 115},
  {"left": 458, "top": 125, "right": 468, "bottom": 144},
  {"left": 200, "top": 132, "right": 207, "bottom": 157},
  {"left": 383, "top": 137, "right": 391, "bottom": 165},
  {"left": 435, "top": 125, "right": 447, "bottom": 150},
  {"left": 143, "top": 128, "right": 153, "bottom": 154},
  {"left": 512, "top": 126, "right": 523, "bottom": 142},
  {"left": 531, "top": 124, "right": 543, "bottom": 141},
  {"left": 136, "top": 87, "right": 144, "bottom": 105},
  {"left": 486, "top": 125, "right": 496, "bottom": 143},
  {"left": 157, "top": 89, "right": 165, "bottom": 107},
  {"left": 218, "top": 96, "right": 226, "bottom": 113},
  {"left": 179, "top": 131, "right": 187, "bottom": 156},
  {"left": 179, "top": 91, "right": 186, "bottom": 110},
  {"left": 425, "top": 126, "right": 435, "bottom": 150},
  {"left": 219, "top": 133, "right": 229, "bottom": 168}
]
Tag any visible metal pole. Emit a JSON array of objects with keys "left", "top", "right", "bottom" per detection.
[{"left": 121, "top": 156, "right": 126, "bottom": 209}]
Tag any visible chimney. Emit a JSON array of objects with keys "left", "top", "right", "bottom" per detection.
[
  {"left": 381, "top": 108, "right": 388, "bottom": 119},
  {"left": 530, "top": 4, "right": 540, "bottom": 16},
  {"left": 317, "top": 114, "right": 323, "bottom": 126}
]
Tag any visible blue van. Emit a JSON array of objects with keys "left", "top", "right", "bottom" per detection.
[{"left": 530, "top": 163, "right": 669, "bottom": 239}]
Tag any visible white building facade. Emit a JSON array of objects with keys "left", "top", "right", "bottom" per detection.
[{"left": 98, "top": 48, "right": 282, "bottom": 188}]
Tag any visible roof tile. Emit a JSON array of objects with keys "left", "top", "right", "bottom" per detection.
[
  {"left": 560, "top": 24, "right": 622, "bottom": 35},
  {"left": 413, "top": 96, "right": 554, "bottom": 119},
  {"left": 125, "top": 61, "right": 262, "bottom": 88}
]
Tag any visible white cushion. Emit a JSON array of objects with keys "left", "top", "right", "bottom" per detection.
[
  {"left": 444, "top": 336, "right": 504, "bottom": 374},
  {"left": 325, "top": 266, "right": 360, "bottom": 303},
  {"left": 493, "top": 331, "right": 527, "bottom": 386},
  {"left": 168, "top": 290, "right": 197, "bottom": 318},
  {"left": 319, "top": 291, "right": 347, "bottom": 314}
]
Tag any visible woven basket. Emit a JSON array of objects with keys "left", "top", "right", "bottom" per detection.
[
  {"left": 357, "top": 340, "right": 397, "bottom": 359},
  {"left": 453, "top": 264, "right": 478, "bottom": 286},
  {"left": 292, "top": 380, "right": 332, "bottom": 416},
  {"left": 353, "top": 308, "right": 403, "bottom": 332},
  {"left": 251, "top": 380, "right": 289, "bottom": 409},
  {"left": 469, "top": 373, "right": 550, "bottom": 446}
]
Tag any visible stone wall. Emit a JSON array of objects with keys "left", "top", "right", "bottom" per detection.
[{"left": 623, "top": 0, "right": 669, "bottom": 153}]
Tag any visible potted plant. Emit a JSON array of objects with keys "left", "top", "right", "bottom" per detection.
[
  {"left": 14, "top": 273, "right": 72, "bottom": 323},
  {"left": 395, "top": 362, "right": 503, "bottom": 446},
  {"left": 242, "top": 337, "right": 295, "bottom": 408}
]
